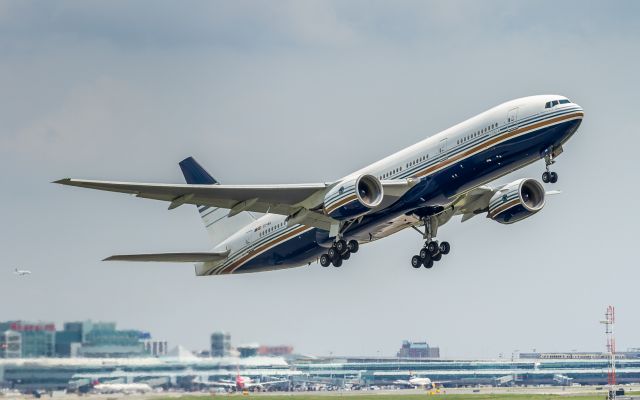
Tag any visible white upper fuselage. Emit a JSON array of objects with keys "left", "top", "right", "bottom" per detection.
[{"left": 212, "top": 95, "right": 583, "bottom": 272}]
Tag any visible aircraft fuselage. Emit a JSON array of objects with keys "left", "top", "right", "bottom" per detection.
[{"left": 201, "top": 95, "right": 583, "bottom": 275}]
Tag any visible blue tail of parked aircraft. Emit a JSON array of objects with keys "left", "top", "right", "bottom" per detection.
[{"left": 179, "top": 157, "right": 254, "bottom": 248}]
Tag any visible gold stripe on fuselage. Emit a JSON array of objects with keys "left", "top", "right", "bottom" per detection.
[{"left": 218, "top": 225, "right": 311, "bottom": 275}]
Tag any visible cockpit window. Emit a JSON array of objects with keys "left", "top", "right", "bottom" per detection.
[{"left": 545, "top": 98, "right": 571, "bottom": 108}]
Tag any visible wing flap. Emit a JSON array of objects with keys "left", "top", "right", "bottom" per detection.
[{"left": 104, "top": 251, "right": 230, "bottom": 263}]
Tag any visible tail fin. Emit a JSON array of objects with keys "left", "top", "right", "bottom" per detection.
[{"left": 179, "top": 157, "right": 254, "bottom": 248}]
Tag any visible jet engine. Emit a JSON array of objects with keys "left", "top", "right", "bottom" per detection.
[
  {"left": 324, "top": 174, "right": 383, "bottom": 220},
  {"left": 488, "top": 178, "right": 545, "bottom": 224}
]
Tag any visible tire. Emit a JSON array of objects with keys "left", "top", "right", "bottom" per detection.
[
  {"left": 419, "top": 248, "right": 429, "bottom": 260},
  {"left": 411, "top": 255, "right": 422, "bottom": 268},
  {"left": 320, "top": 254, "right": 331, "bottom": 267},
  {"left": 439, "top": 241, "right": 450, "bottom": 255},
  {"left": 341, "top": 250, "right": 351, "bottom": 260},
  {"left": 432, "top": 252, "right": 442, "bottom": 262},
  {"left": 328, "top": 247, "right": 339, "bottom": 260},
  {"left": 424, "top": 258, "right": 434, "bottom": 269},
  {"left": 542, "top": 171, "right": 550, "bottom": 183},
  {"left": 332, "top": 257, "right": 343, "bottom": 267},
  {"left": 550, "top": 171, "right": 558, "bottom": 183},
  {"left": 427, "top": 241, "right": 439, "bottom": 256},
  {"left": 347, "top": 240, "right": 359, "bottom": 253},
  {"left": 335, "top": 239, "right": 348, "bottom": 254}
]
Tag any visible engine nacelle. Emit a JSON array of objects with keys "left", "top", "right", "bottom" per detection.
[
  {"left": 324, "top": 174, "right": 383, "bottom": 220},
  {"left": 488, "top": 178, "right": 545, "bottom": 224}
]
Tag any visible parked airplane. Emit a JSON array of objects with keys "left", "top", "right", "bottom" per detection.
[
  {"left": 193, "top": 374, "right": 287, "bottom": 391},
  {"left": 394, "top": 375, "right": 446, "bottom": 389},
  {"left": 14, "top": 268, "right": 31, "bottom": 276},
  {"left": 56, "top": 95, "right": 583, "bottom": 275},
  {"left": 92, "top": 382, "right": 153, "bottom": 394}
]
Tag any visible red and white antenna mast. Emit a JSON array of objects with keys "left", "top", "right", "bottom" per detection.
[{"left": 601, "top": 305, "right": 616, "bottom": 399}]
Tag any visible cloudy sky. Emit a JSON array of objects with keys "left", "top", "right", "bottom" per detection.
[{"left": 1, "top": 1, "right": 639, "bottom": 358}]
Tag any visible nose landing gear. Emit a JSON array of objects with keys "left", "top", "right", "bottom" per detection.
[{"left": 542, "top": 149, "right": 559, "bottom": 183}]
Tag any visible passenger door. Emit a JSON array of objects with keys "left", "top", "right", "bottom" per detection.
[
  {"left": 438, "top": 138, "right": 448, "bottom": 159},
  {"left": 507, "top": 107, "right": 519, "bottom": 131}
]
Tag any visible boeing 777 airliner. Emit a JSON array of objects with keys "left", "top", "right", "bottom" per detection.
[{"left": 56, "top": 95, "right": 583, "bottom": 275}]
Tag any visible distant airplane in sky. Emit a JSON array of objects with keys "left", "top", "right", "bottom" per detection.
[
  {"left": 56, "top": 95, "right": 583, "bottom": 275},
  {"left": 14, "top": 268, "right": 31, "bottom": 276}
]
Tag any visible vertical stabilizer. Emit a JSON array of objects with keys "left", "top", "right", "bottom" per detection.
[{"left": 179, "top": 157, "right": 254, "bottom": 248}]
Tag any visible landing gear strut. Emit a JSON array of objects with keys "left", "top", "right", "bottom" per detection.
[
  {"left": 320, "top": 239, "right": 359, "bottom": 268},
  {"left": 410, "top": 216, "right": 451, "bottom": 269},
  {"left": 542, "top": 149, "right": 559, "bottom": 184}
]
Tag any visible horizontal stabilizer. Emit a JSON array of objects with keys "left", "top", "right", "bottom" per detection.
[{"left": 104, "top": 250, "right": 230, "bottom": 263}]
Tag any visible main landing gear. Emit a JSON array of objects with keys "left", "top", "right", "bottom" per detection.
[
  {"left": 410, "top": 215, "right": 450, "bottom": 269},
  {"left": 541, "top": 150, "right": 558, "bottom": 184},
  {"left": 411, "top": 240, "right": 450, "bottom": 269},
  {"left": 320, "top": 239, "right": 359, "bottom": 268}
]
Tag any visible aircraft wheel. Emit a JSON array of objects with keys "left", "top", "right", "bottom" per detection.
[
  {"left": 427, "top": 241, "right": 439, "bottom": 255},
  {"left": 550, "top": 171, "right": 558, "bottom": 183},
  {"left": 341, "top": 250, "right": 351, "bottom": 260},
  {"left": 411, "top": 255, "right": 422, "bottom": 268},
  {"left": 335, "top": 239, "right": 348, "bottom": 254},
  {"left": 320, "top": 254, "right": 331, "bottom": 267},
  {"left": 332, "top": 257, "right": 343, "bottom": 267},
  {"left": 347, "top": 240, "right": 359, "bottom": 253},
  {"left": 423, "top": 257, "right": 434, "bottom": 269},
  {"left": 327, "top": 247, "right": 340, "bottom": 261},
  {"left": 542, "top": 171, "right": 550, "bottom": 183},
  {"left": 419, "top": 248, "right": 429, "bottom": 260},
  {"left": 439, "top": 241, "right": 450, "bottom": 255},
  {"left": 432, "top": 252, "right": 442, "bottom": 262}
]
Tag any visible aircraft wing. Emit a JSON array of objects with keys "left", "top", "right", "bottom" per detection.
[
  {"left": 453, "top": 185, "right": 496, "bottom": 222},
  {"left": 55, "top": 178, "right": 337, "bottom": 225},
  {"left": 104, "top": 250, "right": 230, "bottom": 263},
  {"left": 55, "top": 178, "right": 419, "bottom": 230}
]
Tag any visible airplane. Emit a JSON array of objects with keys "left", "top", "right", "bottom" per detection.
[
  {"left": 193, "top": 373, "right": 288, "bottom": 391},
  {"left": 14, "top": 268, "right": 31, "bottom": 276},
  {"left": 91, "top": 382, "right": 153, "bottom": 394},
  {"left": 393, "top": 375, "right": 446, "bottom": 389},
  {"left": 55, "top": 95, "right": 583, "bottom": 275}
]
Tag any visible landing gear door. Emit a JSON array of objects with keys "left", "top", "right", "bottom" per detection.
[
  {"left": 507, "top": 107, "right": 519, "bottom": 131},
  {"left": 438, "top": 138, "right": 448, "bottom": 159}
]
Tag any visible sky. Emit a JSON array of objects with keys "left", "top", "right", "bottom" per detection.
[{"left": 1, "top": 1, "right": 639, "bottom": 359}]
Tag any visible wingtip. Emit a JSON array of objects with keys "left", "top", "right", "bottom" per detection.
[
  {"left": 102, "top": 256, "right": 116, "bottom": 261},
  {"left": 53, "top": 178, "right": 72, "bottom": 185}
]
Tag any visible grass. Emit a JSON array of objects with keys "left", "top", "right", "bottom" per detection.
[{"left": 162, "top": 393, "right": 611, "bottom": 400}]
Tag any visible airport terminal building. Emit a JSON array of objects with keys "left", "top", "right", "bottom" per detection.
[{"left": 3, "top": 355, "right": 640, "bottom": 392}]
